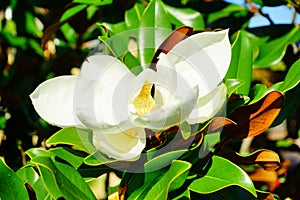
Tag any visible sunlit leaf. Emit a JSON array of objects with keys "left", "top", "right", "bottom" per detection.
[
  {"left": 222, "top": 150, "right": 280, "bottom": 171},
  {"left": 279, "top": 59, "right": 300, "bottom": 93},
  {"left": 125, "top": 3, "right": 145, "bottom": 29},
  {"left": 17, "top": 167, "right": 49, "bottom": 200},
  {"left": 31, "top": 156, "right": 96, "bottom": 200},
  {"left": 139, "top": 0, "right": 172, "bottom": 66},
  {"left": 144, "top": 160, "right": 191, "bottom": 199},
  {"left": 189, "top": 156, "right": 257, "bottom": 197},
  {"left": 225, "top": 30, "right": 252, "bottom": 95},
  {"left": 0, "top": 158, "right": 30, "bottom": 200},
  {"left": 60, "top": 4, "right": 88, "bottom": 22},
  {"left": 46, "top": 127, "right": 95, "bottom": 154},
  {"left": 254, "top": 26, "right": 300, "bottom": 68},
  {"left": 73, "top": 0, "right": 112, "bottom": 6},
  {"left": 164, "top": 4, "right": 205, "bottom": 30}
]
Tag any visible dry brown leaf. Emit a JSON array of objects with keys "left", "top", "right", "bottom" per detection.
[
  {"left": 222, "top": 149, "right": 281, "bottom": 171},
  {"left": 226, "top": 91, "right": 284, "bottom": 139},
  {"left": 150, "top": 26, "right": 193, "bottom": 70}
]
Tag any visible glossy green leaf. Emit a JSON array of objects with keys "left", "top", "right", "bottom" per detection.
[
  {"left": 139, "top": 0, "right": 172, "bottom": 66},
  {"left": 123, "top": 51, "right": 143, "bottom": 75},
  {"left": 26, "top": 148, "right": 51, "bottom": 159},
  {"left": 102, "top": 21, "right": 127, "bottom": 35},
  {"left": 127, "top": 168, "right": 168, "bottom": 200},
  {"left": 25, "top": 11, "right": 42, "bottom": 37},
  {"left": 207, "top": 4, "right": 248, "bottom": 23},
  {"left": 164, "top": 4, "right": 205, "bottom": 30},
  {"left": 125, "top": 3, "right": 145, "bottom": 29},
  {"left": 225, "top": 79, "right": 244, "bottom": 97},
  {"left": 17, "top": 167, "right": 49, "bottom": 200},
  {"left": 225, "top": 31, "right": 253, "bottom": 95},
  {"left": 280, "top": 59, "right": 300, "bottom": 93},
  {"left": 179, "top": 121, "right": 191, "bottom": 139},
  {"left": 60, "top": 4, "right": 88, "bottom": 22},
  {"left": 0, "top": 158, "right": 29, "bottom": 200},
  {"left": 31, "top": 156, "right": 96, "bottom": 200},
  {"left": 144, "top": 160, "right": 191, "bottom": 200},
  {"left": 50, "top": 147, "right": 85, "bottom": 169},
  {"left": 254, "top": 26, "right": 300, "bottom": 68},
  {"left": 73, "top": 0, "right": 112, "bottom": 6},
  {"left": 249, "top": 82, "right": 282, "bottom": 104},
  {"left": 145, "top": 149, "right": 189, "bottom": 172},
  {"left": 84, "top": 151, "right": 116, "bottom": 166},
  {"left": 46, "top": 127, "right": 95, "bottom": 154},
  {"left": 189, "top": 156, "right": 257, "bottom": 197}
]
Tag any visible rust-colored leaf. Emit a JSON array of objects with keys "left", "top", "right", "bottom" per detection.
[
  {"left": 222, "top": 149, "right": 281, "bottom": 171},
  {"left": 200, "top": 117, "right": 236, "bottom": 134},
  {"left": 250, "top": 168, "right": 278, "bottom": 191},
  {"left": 226, "top": 91, "right": 284, "bottom": 139},
  {"left": 150, "top": 26, "right": 193, "bottom": 70}
]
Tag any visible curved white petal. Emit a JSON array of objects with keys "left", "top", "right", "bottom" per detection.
[
  {"left": 133, "top": 85, "right": 199, "bottom": 131},
  {"left": 187, "top": 83, "right": 227, "bottom": 124},
  {"left": 74, "top": 54, "right": 135, "bottom": 130},
  {"left": 166, "top": 30, "right": 231, "bottom": 98},
  {"left": 30, "top": 76, "right": 85, "bottom": 128},
  {"left": 92, "top": 127, "right": 146, "bottom": 160}
]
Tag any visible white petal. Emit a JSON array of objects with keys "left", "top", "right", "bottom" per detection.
[
  {"left": 167, "top": 30, "right": 231, "bottom": 97},
  {"left": 74, "top": 54, "right": 135, "bottom": 130},
  {"left": 92, "top": 127, "right": 146, "bottom": 160},
  {"left": 134, "top": 86, "right": 199, "bottom": 130},
  {"left": 187, "top": 83, "right": 227, "bottom": 124},
  {"left": 30, "top": 76, "right": 85, "bottom": 128}
]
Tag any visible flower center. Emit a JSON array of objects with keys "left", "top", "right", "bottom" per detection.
[{"left": 133, "top": 82, "right": 156, "bottom": 116}]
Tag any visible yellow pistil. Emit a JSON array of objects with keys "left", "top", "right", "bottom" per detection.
[{"left": 133, "top": 82, "right": 156, "bottom": 116}]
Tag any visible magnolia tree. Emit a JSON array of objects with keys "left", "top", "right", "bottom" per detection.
[{"left": 0, "top": 0, "right": 300, "bottom": 199}]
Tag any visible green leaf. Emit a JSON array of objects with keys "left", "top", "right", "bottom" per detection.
[
  {"left": 50, "top": 147, "right": 85, "bottom": 169},
  {"left": 207, "top": 4, "right": 248, "bottom": 23},
  {"left": 123, "top": 51, "right": 143, "bottom": 75},
  {"left": 125, "top": 3, "right": 145, "bottom": 29},
  {"left": 102, "top": 21, "right": 127, "bottom": 35},
  {"left": 139, "top": 0, "right": 172, "bottom": 66},
  {"left": 225, "top": 79, "right": 244, "bottom": 97},
  {"left": 272, "top": 84, "right": 300, "bottom": 126},
  {"left": 46, "top": 127, "right": 95, "bottom": 154},
  {"left": 127, "top": 168, "right": 168, "bottom": 200},
  {"left": 145, "top": 149, "right": 188, "bottom": 172},
  {"left": 249, "top": 82, "right": 282, "bottom": 104},
  {"left": 179, "top": 121, "right": 191, "bottom": 140},
  {"left": 84, "top": 151, "right": 116, "bottom": 166},
  {"left": 280, "top": 59, "right": 300, "bottom": 93},
  {"left": 0, "top": 158, "right": 29, "bottom": 200},
  {"left": 254, "top": 26, "right": 300, "bottom": 68},
  {"left": 189, "top": 156, "right": 257, "bottom": 197},
  {"left": 73, "top": 0, "right": 112, "bottom": 6},
  {"left": 31, "top": 156, "right": 96, "bottom": 200},
  {"left": 225, "top": 31, "right": 253, "bottom": 95},
  {"left": 144, "top": 160, "right": 191, "bottom": 200},
  {"left": 60, "top": 4, "right": 88, "bottom": 22},
  {"left": 163, "top": 4, "right": 205, "bottom": 30},
  {"left": 17, "top": 167, "right": 49, "bottom": 200}
]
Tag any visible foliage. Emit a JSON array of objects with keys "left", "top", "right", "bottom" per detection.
[{"left": 1, "top": 0, "right": 300, "bottom": 199}]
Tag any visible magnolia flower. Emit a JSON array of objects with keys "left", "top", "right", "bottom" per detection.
[{"left": 30, "top": 30, "right": 231, "bottom": 160}]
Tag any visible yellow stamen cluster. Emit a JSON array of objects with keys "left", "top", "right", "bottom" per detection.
[{"left": 133, "top": 82, "right": 156, "bottom": 116}]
